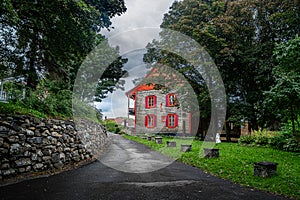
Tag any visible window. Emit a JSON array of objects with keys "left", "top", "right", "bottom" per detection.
[
  {"left": 145, "top": 95, "right": 157, "bottom": 108},
  {"left": 166, "top": 114, "right": 178, "bottom": 128},
  {"left": 166, "top": 94, "right": 177, "bottom": 107},
  {"left": 145, "top": 115, "right": 157, "bottom": 128}
]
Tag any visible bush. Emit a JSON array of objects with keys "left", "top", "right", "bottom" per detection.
[
  {"left": 282, "top": 137, "right": 300, "bottom": 152},
  {"left": 19, "top": 89, "right": 72, "bottom": 118},
  {"left": 238, "top": 134, "right": 255, "bottom": 144},
  {"left": 238, "top": 130, "right": 300, "bottom": 152},
  {"left": 104, "top": 120, "right": 119, "bottom": 133},
  {"left": 6, "top": 79, "right": 74, "bottom": 118},
  {"left": 239, "top": 130, "right": 278, "bottom": 145}
]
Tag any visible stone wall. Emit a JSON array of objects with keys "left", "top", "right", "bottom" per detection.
[{"left": 0, "top": 115, "right": 107, "bottom": 181}]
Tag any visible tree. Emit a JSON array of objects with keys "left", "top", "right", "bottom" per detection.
[
  {"left": 265, "top": 35, "right": 300, "bottom": 135},
  {"left": 0, "top": 0, "right": 127, "bottom": 99},
  {"left": 148, "top": 0, "right": 300, "bottom": 135},
  {"left": 144, "top": 1, "right": 227, "bottom": 138}
]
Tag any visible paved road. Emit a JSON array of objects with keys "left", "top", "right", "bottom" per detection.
[{"left": 0, "top": 134, "right": 290, "bottom": 200}]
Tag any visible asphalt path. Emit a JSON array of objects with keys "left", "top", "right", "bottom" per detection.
[{"left": 0, "top": 133, "right": 290, "bottom": 200}]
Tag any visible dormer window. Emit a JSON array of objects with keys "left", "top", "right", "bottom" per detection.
[{"left": 145, "top": 95, "right": 157, "bottom": 108}]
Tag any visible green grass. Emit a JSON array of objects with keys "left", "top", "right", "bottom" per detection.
[
  {"left": 0, "top": 102, "right": 47, "bottom": 118},
  {"left": 124, "top": 135, "right": 300, "bottom": 199}
]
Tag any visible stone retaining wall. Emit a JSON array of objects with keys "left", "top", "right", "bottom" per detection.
[{"left": 0, "top": 115, "right": 107, "bottom": 181}]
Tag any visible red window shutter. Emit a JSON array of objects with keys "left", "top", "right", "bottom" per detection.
[
  {"left": 175, "top": 114, "right": 178, "bottom": 127},
  {"left": 166, "top": 115, "right": 169, "bottom": 127},
  {"left": 153, "top": 96, "right": 157, "bottom": 107},
  {"left": 166, "top": 95, "right": 169, "bottom": 106},
  {"left": 145, "top": 97, "right": 148, "bottom": 108},
  {"left": 153, "top": 115, "right": 157, "bottom": 127},
  {"left": 145, "top": 115, "right": 148, "bottom": 127}
]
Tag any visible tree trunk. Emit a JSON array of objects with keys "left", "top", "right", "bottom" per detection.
[{"left": 25, "top": 33, "right": 39, "bottom": 97}]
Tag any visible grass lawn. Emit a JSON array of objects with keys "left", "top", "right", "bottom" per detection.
[{"left": 124, "top": 135, "right": 300, "bottom": 199}]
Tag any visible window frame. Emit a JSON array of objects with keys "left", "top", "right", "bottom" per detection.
[
  {"left": 166, "top": 114, "right": 178, "bottom": 128},
  {"left": 166, "top": 93, "right": 177, "bottom": 107},
  {"left": 145, "top": 95, "right": 157, "bottom": 108},
  {"left": 145, "top": 114, "right": 157, "bottom": 128}
]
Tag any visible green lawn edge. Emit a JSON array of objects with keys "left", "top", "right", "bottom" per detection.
[{"left": 123, "top": 134, "right": 300, "bottom": 199}]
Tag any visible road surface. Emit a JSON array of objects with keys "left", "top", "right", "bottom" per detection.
[{"left": 0, "top": 133, "right": 290, "bottom": 200}]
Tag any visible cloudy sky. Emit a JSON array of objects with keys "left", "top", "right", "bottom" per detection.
[{"left": 97, "top": 0, "right": 175, "bottom": 119}]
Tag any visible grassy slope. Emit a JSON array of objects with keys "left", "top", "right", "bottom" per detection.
[
  {"left": 124, "top": 135, "right": 300, "bottom": 199},
  {"left": 0, "top": 102, "right": 46, "bottom": 118}
]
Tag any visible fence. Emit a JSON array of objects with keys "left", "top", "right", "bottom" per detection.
[{"left": 0, "top": 91, "right": 8, "bottom": 102}]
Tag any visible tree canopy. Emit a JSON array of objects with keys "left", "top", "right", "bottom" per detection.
[
  {"left": 0, "top": 0, "right": 127, "bottom": 118},
  {"left": 0, "top": 0, "right": 127, "bottom": 97},
  {"left": 144, "top": 0, "right": 300, "bottom": 135},
  {"left": 265, "top": 35, "right": 300, "bottom": 135}
]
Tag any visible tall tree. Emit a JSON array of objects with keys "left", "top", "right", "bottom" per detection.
[
  {"left": 214, "top": 0, "right": 300, "bottom": 131},
  {"left": 144, "top": 0, "right": 300, "bottom": 135},
  {"left": 0, "top": 0, "right": 127, "bottom": 98}
]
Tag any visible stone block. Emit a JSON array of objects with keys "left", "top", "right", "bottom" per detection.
[
  {"left": 2, "top": 169, "right": 16, "bottom": 176},
  {"left": 15, "top": 158, "right": 31, "bottom": 167},
  {"left": 26, "top": 129, "right": 34, "bottom": 136},
  {"left": 181, "top": 144, "right": 192, "bottom": 152},
  {"left": 33, "top": 163, "right": 44, "bottom": 170},
  {"left": 53, "top": 161, "right": 64, "bottom": 170},
  {"left": 1, "top": 163, "right": 10, "bottom": 170},
  {"left": 254, "top": 161, "right": 278, "bottom": 178},
  {"left": 204, "top": 148, "right": 219, "bottom": 158},
  {"left": 10, "top": 143, "right": 21, "bottom": 154},
  {"left": 166, "top": 141, "right": 176, "bottom": 147},
  {"left": 155, "top": 137, "right": 162, "bottom": 144}
]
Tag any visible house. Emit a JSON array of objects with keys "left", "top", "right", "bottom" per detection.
[{"left": 125, "top": 66, "right": 196, "bottom": 135}]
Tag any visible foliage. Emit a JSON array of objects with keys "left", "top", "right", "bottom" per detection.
[
  {"left": 104, "top": 120, "right": 121, "bottom": 133},
  {"left": 144, "top": 0, "right": 300, "bottom": 133},
  {"left": 238, "top": 130, "right": 300, "bottom": 152},
  {"left": 0, "top": 0, "right": 127, "bottom": 104},
  {"left": 2, "top": 81, "right": 25, "bottom": 101},
  {"left": 3, "top": 79, "right": 71, "bottom": 118},
  {"left": 264, "top": 35, "right": 300, "bottom": 135},
  {"left": 0, "top": 102, "right": 46, "bottom": 118},
  {"left": 125, "top": 135, "right": 300, "bottom": 199}
]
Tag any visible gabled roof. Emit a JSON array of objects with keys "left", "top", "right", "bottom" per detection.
[
  {"left": 125, "top": 65, "right": 186, "bottom": 99},
  {"left": 125, "top": 84, "right": 155, "bottom": 100},
  {"left": 125, "top": 67, "right": 158, "bottom": 99}
]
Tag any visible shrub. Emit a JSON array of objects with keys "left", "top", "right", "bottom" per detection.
[
  {"left": 239, "top": 130, "right": 278, "bottom": 145},
  {"left": 104, "top": 120, "right": 119, "bottom": 133},
  {"left": 239, "top": 130, "right": 300, "bottom": 152},
  {"left": 283, "top": 137, "right": 300, "bottom": 152},
  {"left": 238, "top": 135, "right": 255, "bottom": 144},
  {"left": 9, "top": 79, "right": 74, "bottom": 118}
]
